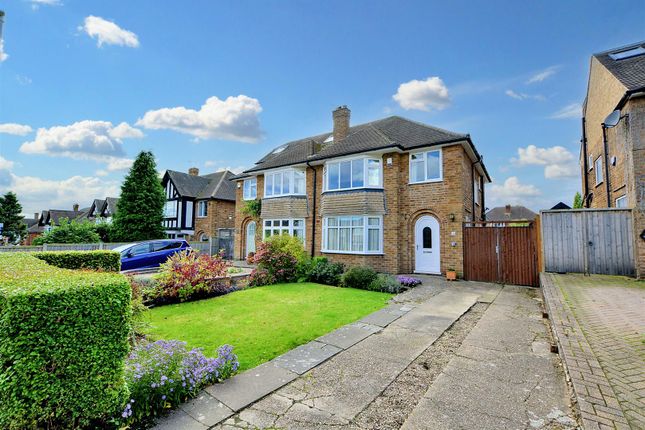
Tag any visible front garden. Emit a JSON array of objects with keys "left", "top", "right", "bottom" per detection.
[{"left": 0, "top": 235, "right": 422, "bottom": 429}]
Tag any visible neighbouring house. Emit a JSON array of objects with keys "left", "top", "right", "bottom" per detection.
[
  {"left": 550, "top": 202, "right": 571, "bottom": 210},
  {"left": 580, "top": 40, "right": 645, "bottom": 277},
  {"left": 76, "top": 197, "right": 120, "bottom": 223},
  {"left": 25, "top": 204, "right": 84, "bottom": 245},
  {"left": 161, "top": 168, "right": 236, "bottom": 240},
  {"left": 486, "top": 204, "right": 538, "bottom": 223},
  {"left": 233, "top": 106, "right": 490, "bottom": 275}
]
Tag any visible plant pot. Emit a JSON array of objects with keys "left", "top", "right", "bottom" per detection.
[{"left": 446, "top": 270, "right": 457, "bottom": 281}]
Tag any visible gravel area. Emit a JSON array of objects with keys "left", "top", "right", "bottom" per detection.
[{"left": 353, "top": 303, "right": 488, "bottom": 429}]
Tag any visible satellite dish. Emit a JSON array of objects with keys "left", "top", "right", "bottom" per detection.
[{"left": 603, "top": 110, "right": 621, "bottom": 128}]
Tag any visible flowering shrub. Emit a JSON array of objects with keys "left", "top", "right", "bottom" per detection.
[
  {"left": 248, "top": 241, "right": 298, "bottom": 286},
  {"left": 304, "top": 257, "right": 345, "bottom": 286},
  {"left": 368, "top": 273, "right": 404, "bottom": 293},
  {"left": 120, "top": 340, "right": 238, "bottom": 425},
  {"left": 397, "top": 276, "right": 423, "bottom": 288},
  {"left": 153, "top": 251, "right": 232, "bottom": 303}
]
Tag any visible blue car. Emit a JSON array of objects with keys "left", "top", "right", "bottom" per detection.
[{"left": 114, "top": 239, "right": 191, "bottom": 271}]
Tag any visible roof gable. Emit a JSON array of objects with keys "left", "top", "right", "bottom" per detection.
[
  {"left": 164, "top": 170, "right": 236, "bottom": 201},
  {"left": 594, "top": 41, "right": 645, "bottom": 91}
]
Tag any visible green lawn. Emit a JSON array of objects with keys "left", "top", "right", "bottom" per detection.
[{"left": 143, "top": 283, "right": 392, "bottom": 371}]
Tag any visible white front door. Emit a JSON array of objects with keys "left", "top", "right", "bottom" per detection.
[
  {"left": 245, "top": 221, "right": 256, "bottom": 257},
  {"left": 414, "top": 215, "right": 441, "bottom": 274}
]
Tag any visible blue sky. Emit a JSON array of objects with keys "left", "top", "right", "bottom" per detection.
[{"left": 0, "top": 0, "right": 643, "bottom": 215}]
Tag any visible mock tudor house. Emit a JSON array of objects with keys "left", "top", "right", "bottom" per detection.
[
  {"left": 580, "top": 41, "right": 645, "bottom": 278},
  {"left": 25, "top": 205, "right": 84, "bottom": 245},
  {"left": 233, "top": 106, "right": 490, "bottom": 275},
  {"left": 161, "top": 168, "right": 236, "bottom": 240},
  {"left": 76, "top": 197, "right": 120, "bottom": 223}
]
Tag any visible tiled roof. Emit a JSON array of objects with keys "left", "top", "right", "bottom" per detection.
[
  {"left": 48, "top": 210, "right": 83, "bottom": 225},
  {"left": 240, "top": 115, "right": 488, "bottom": 179},
  {"left": 594, "top": 41, "right": 645, "bottom": 91},
  {"left": 104, "top": 197, "right": 119, "bottom": 215},
  {"left": 485, "top": 205, "right": 537, "bottom": 222},
  {"left": 165, "top": 170, "right": 236, "bottom": 201}
]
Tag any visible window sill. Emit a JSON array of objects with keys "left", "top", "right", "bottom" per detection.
[
  {"left": 409, "top": 178, "right": 443, "bottom": 185},
  {"left": 595, "top": 182, "right": 604, "bottom": 188},
  {"left": 321, "top": 250, "right": 384, "bottom": 256},
  {"left": 262, "top": 194, "right": 307, "bottom": 199},
  {"left": 322, "top": 187, "right": 384, "bottom": 194},
  {"left": 242, "top": 197, "right": 257, "bottom": 201}
]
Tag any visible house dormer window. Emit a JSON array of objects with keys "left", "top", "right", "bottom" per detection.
[
  {"left": 410, "top": 149, "right": 442, "bottom": 183},
  {"left": 264, "top": 168, "right": 306, "bottom": 198},
  {"left": 243, "top": 178, "right": 257, "bottom": 200},
  {"left": 324, "top": 157, "right": 382, "bottom": 191}
]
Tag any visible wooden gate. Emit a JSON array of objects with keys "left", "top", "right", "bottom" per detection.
[{"left": 463, "top": 221, "right": 539, "bottom": 287}]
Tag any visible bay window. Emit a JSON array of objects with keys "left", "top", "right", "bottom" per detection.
[
  {"left": 263, "top": 219, "right": 305, "bottom": 242},
  {"left": 264, "top": 169, "right": 306, "bottom": 198},
  {"left": 323, "top": 215, "right": 382, "bottom": 254},
  {"left": 164, "top": 201, "right": 177, "bottom": 218},
  {"left": 410, "top": 149, "right": 442, "bottom": 183},
  {"left": 324, "top": 157, "right": 382, "bottom": 191},
  {"left": 243, "top": 178, "right": 257, "bottom": 200}
]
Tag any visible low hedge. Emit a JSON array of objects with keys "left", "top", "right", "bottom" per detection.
[
  {"left": 33, "top": 250, "right": 121, "bottom": 272},
  {"left": 0, "top": 253, "right": 131, "bottom": 429}
]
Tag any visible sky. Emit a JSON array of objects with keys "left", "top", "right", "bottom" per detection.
[{"left": 0, "top": 0, "right": 643, "bottom": 216}]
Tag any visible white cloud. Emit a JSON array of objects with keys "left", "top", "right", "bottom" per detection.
[
  {"left": 0, "top": 156, "right": 12, "bottom": 186},
  {"left": 487, "top": 176, "right": 542, "bottom": 207},
  {"left": 79, "top": 16, "right": 139, "bottom": 48},
  {"left": 137, "top": 95, "right": 263, "bottom": 143},
  {"left": 19, "top": 120, "right": 142, "bottom": 169},
  {"left": 393, "top": 77, "right": 450, "bottom": 111},
  {"left": 16, "top": 74, "right": 33, "bottom": 85},
  {"left": 550, "top": 103, "right": 581, "bottom": 119},
  {"left": 513, "top": 144, "right": 579, "bottom": 180},
  {"left": 29, "top": 0, "right": 62, "bottom": 8},
  {"left": 504, "top": 89, "right": 545, "bottom": 101},
  {"left": 0, "top": 155, "right": 14, "bottom": 171},
  {"left": 203, "top": 160, "right": 246, "bottom": 174},
  {"left": 1, "top": 173, "right": 120, "bottom": 215},
  {"left": 0, "top": 40, "right": 8, "bottom": 62},
  {"left": 0, "top": 123, "right": 34, "bottom": 136},
  {"left": 527, "top": 66, "right": 559, "bottom": 84}
]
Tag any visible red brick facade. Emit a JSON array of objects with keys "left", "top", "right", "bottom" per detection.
[{"left": 193, "top": 199, "right": 236, "bottom": 241}]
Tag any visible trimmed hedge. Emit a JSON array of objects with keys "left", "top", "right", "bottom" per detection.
[
  {"left": 33, "top": 250, "right": 121, "bottom": 272},
  {"left": 0, "top": 253, "right": 131, "bottom": 429}
]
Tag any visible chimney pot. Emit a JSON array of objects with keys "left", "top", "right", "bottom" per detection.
[
  {"left": 73, "top": 203, "right": 79, "bottom": 212},
  {"left": 188, "top": 167, "right": 200, "bottom": 176},
  {"left": 332, "top": 105, "right": 351, "bottom": 143}
]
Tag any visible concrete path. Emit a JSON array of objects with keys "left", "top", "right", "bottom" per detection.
[
  {"left": 542, "top": 273, "right": 645, "bottom": 429},
  {"left": 153, "top": 278, "right": 576, "bottom": 429}
]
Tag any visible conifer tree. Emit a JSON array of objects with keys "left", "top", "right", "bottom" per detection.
[{"left": 0, "top": 191, "right": 28, "bottom": 244}]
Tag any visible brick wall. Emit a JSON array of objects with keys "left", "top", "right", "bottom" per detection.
[
  {"left": 233, "top": 143, "right": 482, "bottom": 276},
  {"left": 192, "top": 199, "right": 236, "bottom": 240}
]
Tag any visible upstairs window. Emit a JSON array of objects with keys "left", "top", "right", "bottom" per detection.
[
  {"left": 197, "top": 201, "right": 208, "bottom": 217},
  {"left": 595, "top": 157, "right": 603, "bottom": 185},
  {"left": 324, "top": 157, "right": 382, "bottom": 191},
  {"left": 264, "top": 169, "right": 306, "bottom": 198},
  {"left": 410, "top": 149, "right": 442, "bottom": 183},
  {"left": 243, "top": 178, "right": 257, "bottom": 200}
]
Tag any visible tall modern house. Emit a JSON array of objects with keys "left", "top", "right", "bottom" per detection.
[
  {"left": 233, "top": 106, "right": 489, "bottom": 276},
  {"left": 580, "top": 41, "right": 645, "bottom": 277}
]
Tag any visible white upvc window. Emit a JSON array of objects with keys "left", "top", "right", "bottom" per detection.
[
  {"left": 324, "top": 157, "right": 382, "bottom": 191},
  {"left": 615, "top": 195, "right": 627, "bottom": 208},
  {"left": 243, "top": 178, "right": 257, "bottom": 200},
  {"left": 588, "top": 154, "right": 593, "bottom": 171},
  {"left": 410, "top": 149, "right": 442, "bottom": 183},
  {"left": 197, "top": 201, "right": 208, "bottom": 217},
  {"left": 164, "top": 201, "right": 177, "bottom": 218},
  {"left": 263, "top": 219, "right": 305, "bottom": 242},
  {"left": 264, "top": 169, "right": 306, "bottom": 198},
  {"left": 595, "top": 157, "right": 603, "bottom": 185},
  {"left": 322, "top": 215, "right": 382, "bottom": 254}
]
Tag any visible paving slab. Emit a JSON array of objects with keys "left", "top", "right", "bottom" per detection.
[
  {"left": 316, "top": 322, "right": 382, "bottom": 350},
  {"left": 179, "top": 392, "right": 233, "bottom": 426},
  {"left": 205, "top": 361, "right": 298, "bottom": 411},
  {"left": 152, "top": 409, "right": 208, "bottom": 430},
  {"left": 272, "top": 341, "right": 342, "bottom": 375},
  {"left": 357, "top": 304, "right": 411, "bottom": 327}
]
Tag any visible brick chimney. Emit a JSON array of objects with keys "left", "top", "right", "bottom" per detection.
[
  {"left": 34, "top": 212, "right": 39, "bottom": 220},
  {"left": 188, "top": 167, "right": 200, "bottom": 176},
  {"left": 332, "top": 106, "right": 350, "bottom": 142},
  {"left": 505, "top": 204, "right": 512, "bottom": 216},
  {"left": 73, "top": 203, "right": 79, "bottom": 212}
]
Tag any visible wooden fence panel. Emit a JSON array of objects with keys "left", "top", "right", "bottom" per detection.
[
  {"left": 499, "top": 225, "right": 539, "bottom": 287},
  {"left": 463, "top": 226, "right": 498, "bottom": 283},
  {"left": 541, "top": 209, "right": 634, "bottom": 276}
]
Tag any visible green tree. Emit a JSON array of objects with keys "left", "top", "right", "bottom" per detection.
[
  {"left": 0, "top": 191, "right": 28, "bottom": 244},
  {"left": 111, "top": 151, "right": 166, "bottom": 241},
  {"left": 573, "top": 192, "right": 583, "bottom": 209},
  {"left": 33, "top": 218, "right": 100, "bottom": 244}
]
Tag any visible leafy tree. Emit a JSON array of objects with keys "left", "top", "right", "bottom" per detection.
[
  {"left": 0, "top": 191, "right": 28, "bottom": 244},
  {"left": 94, "top": 218, "right": 114, "bottom": 242},
  {"left": 573, "top": 192, "right": 583, "bottom": 209},
  {"left": 111, "top": 151, "right": 166, "bottom": 241},
  {"left": 33, "top": 218, "right": 100, "bottom": 244}
]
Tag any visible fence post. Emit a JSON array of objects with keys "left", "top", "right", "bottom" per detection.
[{"left": 209, "top": 236, "right": 214, "bottom": 256}]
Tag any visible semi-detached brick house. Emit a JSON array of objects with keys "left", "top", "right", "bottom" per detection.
[
  {"left": 580, "top": 41, "right": 645, "bottom": 278},
  {"left": 233, "top": 107, "right": 490, "bottom": 276}
]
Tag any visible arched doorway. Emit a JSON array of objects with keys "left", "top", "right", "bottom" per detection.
[
  {"left": 245, "top": 221, "right": 256, "bottom": 257},
  {"left": 414, "top": 215, "right": 441, "bottom": 274}
]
